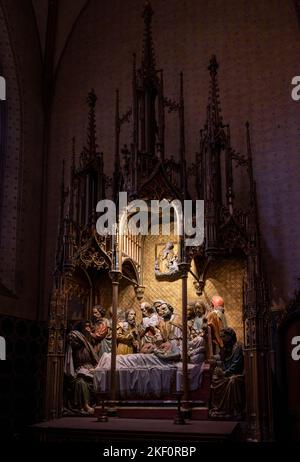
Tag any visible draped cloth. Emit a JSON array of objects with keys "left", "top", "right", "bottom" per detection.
[
  {"left": 93, "top": 352, "right": 205, "bottom": 397},
  {"left": 210, "top": 372, "right": 244, "bottom": 416}
]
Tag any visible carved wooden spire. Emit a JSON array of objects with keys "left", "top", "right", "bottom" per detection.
[
  {"left": 129, "top": 1, "right": 160, "bottom": 174},
  {"left": 179, "top": 72, "right": 186, "bottom": 195},
  {"left": 206, "top": 55, "right": 223, "bottom": 133},
  {"left": 198, "top": 55, "right": 225, "bottom": 255},
  {"left": 122, "top": 3, "right": 186, "bottom": 197},
  {"left": 246, "top": 121, "right": 256, "bottom": 208},
  {"left": 55, "top": 159, "right": 66, "bottom": 273},
  {"left": 113, "top": 89, "right": 121, "bottom": 199},
  {"left": 68, "top": 137, "right": 76, "bottom": 220},
  {"left": 245, "top": 121, "right": 260, "bottom": 251},
  {"left": 225, "top": 125, "right": 234, "bottom": 213},
  {"left": 60, "top": 158, "right": 65, "bottom": 216},
  {"left": 80, "top": 88, "right": 98, "bottom": 166},
  {"left": 141, "top": 1, "right": 156, "bottom": 75}
]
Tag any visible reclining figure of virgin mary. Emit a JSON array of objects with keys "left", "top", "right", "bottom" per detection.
[{"left": 93, "top": 301, "right": 206, "bottom": 398}]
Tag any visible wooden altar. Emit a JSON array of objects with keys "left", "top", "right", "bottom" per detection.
[{"left": 45, "top": 3, "right": 273, "bottom": 441}]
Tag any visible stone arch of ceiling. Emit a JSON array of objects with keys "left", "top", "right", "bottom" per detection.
[
  {"left": 30, "top": 0, "right": 300, "bottom": 89},
  {"left": 31, "top": 0, "right": 91, "bottom": 81},
  {"left": 53, "top": 0, "right": 91, "bottom": 83}
]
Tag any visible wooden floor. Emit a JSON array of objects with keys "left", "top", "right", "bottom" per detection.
[{"left": 29, "top": 416, "right": 242, "bottom": 443}]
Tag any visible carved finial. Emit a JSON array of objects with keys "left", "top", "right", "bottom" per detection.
[
  {"left": 246, "top": 122, "right": 252, "bottom": 166},
  {"left": 55, "top": 159, "right": 66, "bottom": 269},
  {"left": 179, "top": 72, "right": 186, "bottom": 195},
  {"left": 133, "top": 52, "right": 136, "bottom": 75},
  {"left": 206, "top": 55, "right": 222, "bottom": 129},
  {"left": 69, "top": 138, "right": 76, "bottom": 219},
  {"left": 208, "top": 55, "right": 219, "bottom": 77},
  {"left": 245, "top": 121, "right": 256, "bottom": 209},
  {"left": 87, "top": 88, "right": 97, "bottom": 109},
  {"left": 142, "top": 1, "right": 156, "bottom": 72},
  {"left": 115, "top": 89, "right": 120, "bottom": 126},
  {"left": 114, "top": 89, "right": 120, "bottom": 178},
  {"left": 225, "top": 125, "right": 234, "bottom": 214},
  {"left": 143, "top": 1, "right": 154, "bottom": 26},
  {"left": 180, "top": 71, "right": 184, "bottom": 104},
  {"left": 61, "top": 159, "right": 65, "bottom": 196},
  {"left": 81, "top": 89, "right": 98, "bottom": 165},
  {"left": 71, "top": 136, "right": 76, "bottom": 172}
]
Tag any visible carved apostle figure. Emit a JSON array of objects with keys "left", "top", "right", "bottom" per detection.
[
  {"left": 154, "top": 300, "right": 182, "bottom": 350},
  {"left": 206, "top": 295, "right": 228, "bottom": 353},
  {"left": 117, "top": 308, "right": 140, "bottom": 355},
  {"left": 210, "top": 327, "right": 245, "bottom": 419},
  {"left": 64, "top": 325, "right": 99, "bottom": 415},
  {"left": 211, "top": 295, "right": 228, "bottom": 328},
  {"left": 194, "top": 301, "right": 207, "bottom": 332},
  {"left": 139, "top": 302, "right": 162, "bottom": 352},
  {"left": 187, "top": 300, "right": 207, "bottom": 337},
  {"left": 85, "top": 305, "right": 108, "bottom": 357}
]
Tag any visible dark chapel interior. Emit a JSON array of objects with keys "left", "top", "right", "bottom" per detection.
[{"left": 0, "top": 0, "right": 300, "bottom": 443}]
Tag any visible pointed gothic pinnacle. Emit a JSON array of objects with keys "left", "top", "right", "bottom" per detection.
[
  {"left": 180, "top": 71, "right": 184, "bottom": 101},
  {"left": 142, "top": 1, "right": 156, "bottom": 71},
  {"left": 85, "top": 88, "right": 98, "bottom": 158},
  {"left": 71, "top": 137, "right": 76, "bottom": 170},
  {"left": 143, "top": 1, "right": 154, "bottom": 24},
  {"left": 115, "top": 89, "right": 120, "bottom": 124},
  {"left": 208, "top": 55, "right": 219, "bottom": 76},
  {"left": 245, "top": 121, "right": 256, "bottom": 208},
  {"left": 61, "top": 159, "right": 65, "bottom": 192},
  {"left": 86, "top": 88, "right": 97, "bottom": 109},
  {"left": 206, "top": 55, "right": 222, "bottom": 127},
  {"left": 87, "top": 88, "right": 97, "bottom": 108},
  {"left": 132, "top": 52, "right": 136, "bottom": 74},
  {"left": 246, "top": 121, "right": 252, "bottom": 160}
]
